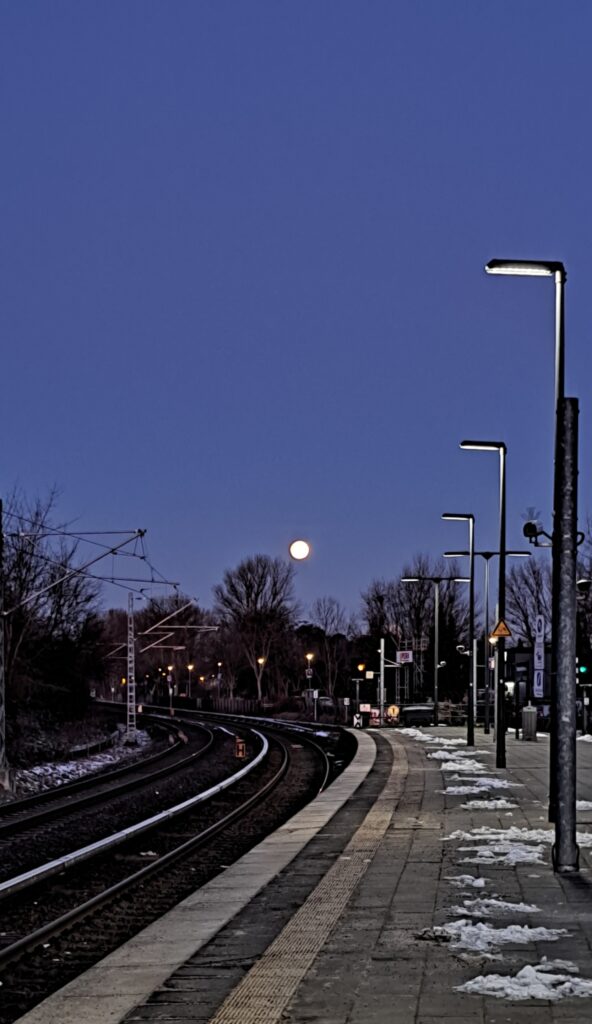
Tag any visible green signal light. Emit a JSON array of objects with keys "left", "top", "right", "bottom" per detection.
[{"left": 579, "top": 665, "right": 588, "bottom": 674}]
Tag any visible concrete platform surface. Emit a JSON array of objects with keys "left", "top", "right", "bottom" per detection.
[{"left": 14, "top": 726, "right": 592, "bottom": 1024}]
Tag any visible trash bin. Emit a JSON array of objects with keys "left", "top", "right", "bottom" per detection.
[{"left": 522, "top": 703, "right": 537, "bottom": 742}]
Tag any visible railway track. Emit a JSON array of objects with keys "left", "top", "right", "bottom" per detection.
[
  {"left": 0, "top": 715, "right": 205, "bottom": 834},
  {"left": 0, "top": 718, "right": 235, "bottom": 884},
  {"left": 0, "top": 717, "right": 343, "bottom": 1024}
]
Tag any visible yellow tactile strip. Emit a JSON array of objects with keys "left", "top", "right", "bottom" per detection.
[{"left": 208, "top": 736, "right": 406, "bottom": 1024}]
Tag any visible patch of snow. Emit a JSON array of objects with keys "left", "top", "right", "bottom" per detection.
[
  {"left": 449, "top": 897, "right": 540, "bottom": 917},
  {"left": 577, "top": 734, "right": 592, "bottom": 742},
  {"left": 13, "top": 731, "right": 153, "bottom": 795},
  {"left": 398, "top": 727, "right": 432, "bottom": 741},
  {"left": 441, "top": 785, "right": 490, "bottom": 795},
  {"left": 439, "top": 759, "right": 487, "bottom": 773},
  {"left": 456, "top": 963, "right": 592, "bottom": 1001},
  {"left": 449, "top": 776, "right": 522, "bottom": 788},
  {"left": 539, "top": 957, "right": 579, "bottom": 973},
  {"left": 460, "top": 798, "right": 517, "bottom": 810},
  {"left": 428, "top": 749, "right": 488, "bottom": 761},
  {"left": 429, "top": 919, "right": 567, "bottom": 953},
  {"left": 577, "top": 800, "right": 592, "bottom": 810},
  {"left": 445, "top": 874, "right": 487, "bottom": 889},
  {"left": 458, "top": 842, "right": 546, "bottom": 866},
  {"left": 447, "top": 824, "right": 592, "bottom": 848},
  {"left": 427, "top": 737, "right": 467, "bottom": 747}
]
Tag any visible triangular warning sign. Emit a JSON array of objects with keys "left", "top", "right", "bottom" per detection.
[{"left": 491, "top": 619, "right": 512, "bottom": 638}]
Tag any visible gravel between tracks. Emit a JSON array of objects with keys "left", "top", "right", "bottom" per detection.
[{"left": 0, "top": 732, "right": 329, "bottom": 1024}]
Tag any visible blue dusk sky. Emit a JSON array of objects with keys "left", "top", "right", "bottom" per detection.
[{"left": 2, "top": 2, "right": 592, "bottom": 617}]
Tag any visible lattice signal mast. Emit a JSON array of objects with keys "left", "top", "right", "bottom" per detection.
[{"left": 127, "top": 593, "right": 136, "bottom": 740}]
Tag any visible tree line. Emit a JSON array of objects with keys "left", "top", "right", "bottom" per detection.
[{"left": 6, "top": 489, "right": 592, "bottom": 751}]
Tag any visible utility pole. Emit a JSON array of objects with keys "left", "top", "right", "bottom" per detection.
[
  {"left": 553, "top": 397, "right": 579, "bottom": 872},
  {"left": 127, "top": 592, "right": 137, "bottom": 741},
  {"left": 0, "top": 500, "right": 7, "bottom": 790},
  {"left": 379, "top": 639, "right": 385, "bottom": 726}
]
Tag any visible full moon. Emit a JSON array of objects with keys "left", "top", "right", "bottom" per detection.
[{"left": 289, "top": 539, "right": 311, "bottom": 561}]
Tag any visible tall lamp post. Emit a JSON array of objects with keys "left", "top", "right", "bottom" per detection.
[
  {"left": 459, "top": 441, "right": 507, "bottom": 766},
  {"left": 484, "top": 261, "right": 563, "bottom": 772},
  {"left": 442, "top": 514, "right": 475, "bottom": 746},
  {"left": 187, "top": 663, "right": 194, "bottom": 698},
  {"left": 445, "top": 548, "right": 530, "bottom": 734},
  {"left": 401, "top": 575, "right": 470, "bottom": 726},
  {"left": 485, "top": 259, "right": 579, "bottom": 873}
]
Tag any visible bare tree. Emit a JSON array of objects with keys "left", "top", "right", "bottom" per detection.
[
  {"left": 213, "top": 555, "right": 296, "bottom": 701},
  {"left": 309, "top": 596, "right": 350, "bottom": 696},
  {"left": 506, "top": 557, "right": 552, "bottom": 643},
  {"left": 3, "top": 489, "right": 99, "bottom": 698}
]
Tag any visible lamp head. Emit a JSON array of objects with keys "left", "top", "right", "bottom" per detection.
[
  {"left": 442, "top": 512, "right": 474, "bottom": 523},
  {"left": 485, "top": 258, "right": 564, "bottom": 278},
  {"left": 460, "top": 439, "right": 506, "bottom": 452}
]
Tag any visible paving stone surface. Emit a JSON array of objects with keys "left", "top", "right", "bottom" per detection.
[
  {"left": 23, "top": 726, "right": 592, "bottom": 1024},
  {"left": 184, "top": 728, "right": 592, "bottom": 1024}
]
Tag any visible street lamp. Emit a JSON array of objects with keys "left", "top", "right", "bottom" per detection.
[
  {"left": 442, "top": 513, "right": 475, "bottom": 746},
  {"left": 445, "top": 548, "right": 530, "bottom": 734},
  {"left": 187, "top": 663, "right": 194, "bottom": 698},
  {"left": 460, "top": 440, "right": 507, "bottom": 766},
  {"left": 485, "top": 261, "right": 578, "bottom": 871},
  {"left": 401, "top": 575, "right": 470, "bottom": 726}
]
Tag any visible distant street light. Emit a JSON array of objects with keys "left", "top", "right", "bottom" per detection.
[
  {"left": 460, "top": 440, "right": 507, "bottom": 765},
  {"left": 187, "top": 663, "right": 194, "bottom": 697},
  {"left": 442, "top": 513, "right": 475, "bottom": 745},
  {"left": 401, "top": 575, "right": 470, "bottom": 726}
]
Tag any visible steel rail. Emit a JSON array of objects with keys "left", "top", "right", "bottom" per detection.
[
  {"left": 0, "top": 731, "right": 288, "bottom": 971},
  {"left": 0, "top": 730, "right": 268, "bottom": 902},
  {"left": 0, "top": 723, "right": 215, "bottom": 839},
  {"left": 0, "top": 715, "right": 185, "bottom": 819}
]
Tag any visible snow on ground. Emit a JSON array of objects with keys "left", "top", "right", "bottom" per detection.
[
  {"left": 450, "top": 897, "right": 540, "bottom": 917},
  {"left": 398, "top": 727, "right": 434, "bottom": 741},
  {"left": 459, "top": 842, "right": 546, "bottom": 866},
  {"left": 445, "top": 825, "right": 552, "bottom": 865},
  {"left": 438, "top": 759, "right": 488, "bottom": 773},
  {"left": 577, "top": 800, "right": 592, "bottom": 810},
  {"left": 448, "top": 824, "right": 592, "bottom": 849},
  {"left": 442, "top": 776, "right": 523, "bottom": 796},
  {"left": 13, "top": 730, "right": 153, "bottom": 795},
  {"left": 445, "top": 874, "right": 487, "bottom": 889},
  {"left": 456, "top": 962, "right": 592, "bottom": 1001},
  {"left": 577, "top": 734, "right": 592, "bottom": 742},
  {"left": 428, "top": 749, "right": 489, "bottom": 761},
  {"left": 460, "top": 798, "right": 517, "bottom": 810},
  {"left": 429, "top": 919, "right": 567, "bottom": 954},
  {"left": 399, "top": 727, "right": 480, "bottom": 749}
]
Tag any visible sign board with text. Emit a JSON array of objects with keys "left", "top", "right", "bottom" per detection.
[
  {"left": 534, "top": 669, "right": 544, "bottom": 698},
  {"left": 397, "top": 650, "right": 413, "bottom": 664}
]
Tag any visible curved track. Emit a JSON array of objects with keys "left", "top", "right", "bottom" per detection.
[{"left": 0, "top": 718, "right": 337, "bottom": 1024}]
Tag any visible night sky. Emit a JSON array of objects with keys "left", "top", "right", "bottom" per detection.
[{"left": 2, "top": 2, "right": 591, "bottom": 616}]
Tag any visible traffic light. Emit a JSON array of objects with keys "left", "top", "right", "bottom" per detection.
[{"left": 579, "top": 665, "right": 588, "bottom": 675}]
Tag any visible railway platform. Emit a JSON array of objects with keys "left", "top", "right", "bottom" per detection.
[{"left": 14, "top": 726, "right": 592, "bottom": 1024}]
